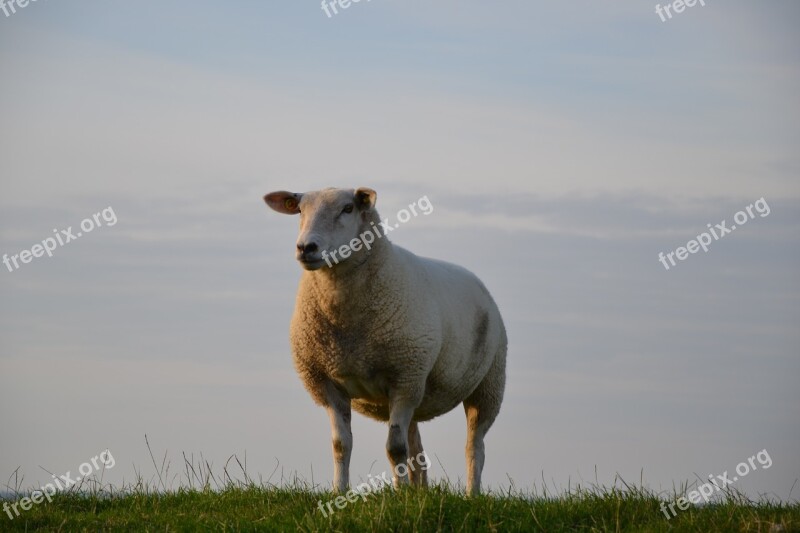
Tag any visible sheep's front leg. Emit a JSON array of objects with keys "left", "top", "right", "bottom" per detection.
[
  {"left": 325, "top": 385, "right": 352, "bottom": 493},
  {"left": 385, "top": 397, "right": 418, "bottom": 488},
  {"left": 407, "top": 421, "right": 428, "bottom": 487}
]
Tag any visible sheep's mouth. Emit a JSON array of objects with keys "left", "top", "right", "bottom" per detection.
[{"left": 297, "top": 256, "right": 326, "bottom": 271}]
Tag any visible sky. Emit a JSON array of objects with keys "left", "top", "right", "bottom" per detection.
[{"left": 1, "top": 0, "right": 798, "bottom": 506}]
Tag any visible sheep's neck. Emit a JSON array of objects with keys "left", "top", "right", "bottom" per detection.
[{"left": 306, "top": 239, "right": 391, "bottom": 325}]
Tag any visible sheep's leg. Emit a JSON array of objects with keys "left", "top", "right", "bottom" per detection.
[
  {"left": 407, "top": 421, "right": 428, "bottom": 487},
  {"left": 463, "top": 349, "right": 506, "bottom": 496},
  {"left": 385, "top": 398, "right": 417, "bottom": 488},
  {"left": 325, "top": 385, "right": 352, "bottom": 493},
  {"left": 463, "top": 403, "right": 488, "bottom": 497}
]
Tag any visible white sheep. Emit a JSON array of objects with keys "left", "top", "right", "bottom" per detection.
[{"left": 264, "top": 187, "right": 507, "bottom": 496}]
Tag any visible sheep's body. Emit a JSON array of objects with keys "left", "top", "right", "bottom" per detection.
[
  {"left": 265, "top": 187, "right": 507, "bottom": 495},
  {"left": 292, "top": 243, "right": 506, "bottom": 424}
]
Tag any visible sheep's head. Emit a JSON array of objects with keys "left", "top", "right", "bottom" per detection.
[{"left": 264, "top": 187, "right": 378, "bottom": 271}]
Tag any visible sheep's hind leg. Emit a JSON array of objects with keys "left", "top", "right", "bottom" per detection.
[
  {"left": 407, "top": 421, "right": 428, "bottom": 487},
  {"left": 325, "top": 384, "right": 352, "bottom": 493},
  {"left": 463, "top": 349, "right": 506, "bottom": 496}
]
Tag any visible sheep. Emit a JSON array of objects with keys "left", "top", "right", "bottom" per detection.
[{"left": 264, "top": 187, "right": 507, "bottom": 496}]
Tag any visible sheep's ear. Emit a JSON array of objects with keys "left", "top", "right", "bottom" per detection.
[
  {"left": 355, "top": 187, "right": 377, "bottom": 211},
  {"left": 264, "top": 191, "right": 302, "bottom": 215}
]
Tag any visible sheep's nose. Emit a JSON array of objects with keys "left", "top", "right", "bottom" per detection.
[{"left": 297, "top": 242, "right": 318, "bottom": 254}]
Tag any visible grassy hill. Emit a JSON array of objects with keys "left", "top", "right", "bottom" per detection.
[
  {"left": 2, "top": 483, "right": 798, "bottom": 532},
  {"left": 3, "top": 446, "right": 796, "bottom": 532}
]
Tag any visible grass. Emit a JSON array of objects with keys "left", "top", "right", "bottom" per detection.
[
  {"left": 2, "top": 446, "right": 798, "bottom": 532},
  {"left": 2, "top": 483, "right": 798, "bottom": 532}
]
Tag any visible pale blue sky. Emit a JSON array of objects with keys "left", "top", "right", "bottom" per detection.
[{"left": 1, "top": 0, "right": 798, "bottom": 503}]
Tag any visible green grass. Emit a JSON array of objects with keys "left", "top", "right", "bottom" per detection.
[
  {"left": 3, "top": 444, "right": 797, "bottom": 532},
  {"left": 2, "top": 482, "right": 798, "bottom": 532}
]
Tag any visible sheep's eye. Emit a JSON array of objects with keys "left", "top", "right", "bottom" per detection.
[{"left": 342, "top": 204, "right": 354, "bottom": 214}]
